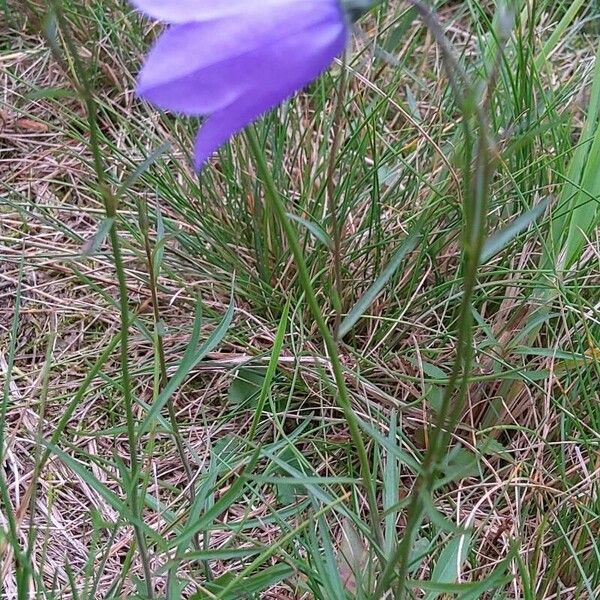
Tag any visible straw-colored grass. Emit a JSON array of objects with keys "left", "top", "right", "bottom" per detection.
[{"left": 1, "top": 1, "right": 598, "bottom": 598}]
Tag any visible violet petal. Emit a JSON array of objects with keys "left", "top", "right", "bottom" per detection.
[
  {"left": 192, "top": 22, "right": 346, "bottom": 167},
  {"left": 131, "top": 0, "right": 325, "bottom": 24},
  {"left": 134, "top": 0, "right": 348, "bottom": 169}
]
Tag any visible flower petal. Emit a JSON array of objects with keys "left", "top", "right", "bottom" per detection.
[
  {"left": 137, "top": 22, "right": 246, "bottom": 114},
  {"left": 131, "top": 0, "right": 327, "bottom": 23},
  {"left": 137, "top": 2, "right": 345, "bottom": 116},
  {"left": 193, "top": 21, "right": 346, "bottom": 168}
]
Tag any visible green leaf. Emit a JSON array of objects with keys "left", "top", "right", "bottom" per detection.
[
  {"left": 190, "top": 563, "right": 294, "bottom": 600},
  {"left": 408, "top": 537, "right": 432, "bottom": 575},
  {"left": 26, "top": 87, "right": 77, "bottom": 101},
  {"left": 440, "top": 446, "right": 480, "bottom": 482},
  {"left": 339, "top": 226, "right": 421, "bottom": 338},
  {"left": 115, "top": 142, "right": 171, "bottom": 200},
  {"left": 546, "top": 41, "right": 600, "bottom": 270},
  {"left": 139, "top": 295, "right": 233, "bottom": 434},
  {"left": 163, "top": 546, "right": 264, "bottom": 571},
  {"left": 384, "top": 6, "right": 418, "bottom": 53},
  {"left": 383, "top": 412, "right": 400, "bottom": 557},
  {"left": 248, "top": 300, "right": 289, "bottom": 438},
  {"left": 152, "top": 206, "right": 167, "bottom": 276},
  {"left": 308, "top": 515, "right": 346, "bottom": 599},
  {"left": 80, "top": 218, "right": 114, "bottom": 256},
  {"left": 287, "top": 213, "right": 333, "bottom": 248},
  {"left": 356, "top": 418, "right": 420, "bottom": 473},
  {"left": 482, "top": 197, "right": 550, "bottom": 263},
  {"left": 421, "top": 491, "right": 464, "bottom": 534},
  {"left": 425, "top": 534, "right": 472, "bottom": 600},
  {"left": 228, "top": 366, "right": 267, "bottom": 406},
  {"left": 410, "top": 557, "right": 513, "bottom": 597}
]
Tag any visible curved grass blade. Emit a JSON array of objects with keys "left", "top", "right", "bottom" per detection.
[
  {"left": 338, "top": 226, "right": 421, "bottom": 338},
  {"left": 139, "top": 295, "right": 234, "bottom": 435}
]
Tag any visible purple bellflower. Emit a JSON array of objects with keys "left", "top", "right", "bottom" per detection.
[{"left": 132, "top": 0, "right": 370, "bottom": 169}]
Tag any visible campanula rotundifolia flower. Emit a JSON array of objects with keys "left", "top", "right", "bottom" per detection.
[{"left": 132, "top": 0, "right": 371, "bottom": 168}]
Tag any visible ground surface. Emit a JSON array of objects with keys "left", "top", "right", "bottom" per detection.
[{"left": 1, "top": 1, "right": 599, "bottom": 599}]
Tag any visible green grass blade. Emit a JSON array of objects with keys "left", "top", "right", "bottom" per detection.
[
  {"left": 139, "top": 296, "right": 233, "bottom": 434},
  {"left": 338, "top": 225, "right": 421, "bottom": 338}
]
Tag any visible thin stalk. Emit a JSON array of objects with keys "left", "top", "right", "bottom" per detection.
[
  {"left": 326, "top": 53, "right": 349, "bottom": 336},
  {"left": 137, "top": 200, "right": 196, "bottom": 498},
  {"left": 378, "top": 130, "right": 493, "bottom": 599},
  {"left": 0, "top": 263, "right": 31, "bottom": 597},
  {"left": 106, "top": 223, "right": 154, "bottom": 597},
  {"left": 373, "top": 2, "right": 500, "bottom": 596},
  {"left": 137, "top": 200, "right": 205, "bottom": 589},
  {"left": 26, "top": 324, "right": 57, "bottom": 573},
  {"left": 246, "top": 127, "right": 383, "bottom": 553},
  {"left": 43, "top": 3, "right": 153, "bottom": 595}
]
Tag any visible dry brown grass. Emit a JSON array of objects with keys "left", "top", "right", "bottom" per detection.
[{"left": 1, "top": 2, "right": 599, "bottom": 599}]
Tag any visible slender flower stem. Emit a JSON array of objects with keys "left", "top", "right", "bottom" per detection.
[
  {"left": 372, "top": 2, "right": 499, "bottom": 596},
  {"left": 246, "top": 127, "right": 383, "bottom": 552},
  {"left": 42, "top": 2, "right": 154, "bottom": 595},
  {"left": 137, "top": 201, "right": 205, "bottom": 587},
  {"left": 326, "top": 53, "right": 349, "bottom": 336},
  {"left": 106, "top": 219, "right": 154, "bottom": 598},
  {"left": 138, "top": 201, "right": 196, "bottom": 499}
]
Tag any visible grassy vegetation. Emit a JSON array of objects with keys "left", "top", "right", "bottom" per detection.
[{"left": 1, "top": 0, "right": 599, "bottom": 598}]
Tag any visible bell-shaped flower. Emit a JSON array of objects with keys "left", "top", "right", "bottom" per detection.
[{"left": 132, "top": 0, "right": 352, "bottom": 169}]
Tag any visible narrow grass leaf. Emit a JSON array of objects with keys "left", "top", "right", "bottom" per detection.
[
  {"left": 339, "top": 226, "right": 420, "bottom": 338},
  {"left": 357, "top": 419, "right": 420, "bottom": 473},
  {"left": 482, "top": 197, "right": 550, "bottom": 263},
  {"left": 250, "top": 475, "right": 359, "bottom": 485},
  {"left": 547, "top": 41, "right": 600, "bottom": 270},
  {"left": 26, "top": 87, "right": 77, "bottom": 100},
  {"left": 383, "top": 411, "right": 400, "bottom": 557},
  {"left": 80, "top": 217, "right": 114, "bottom": 256},
  {"left": 228, "top": 366, "right": 266, "bottom": 406},
  {"left": 287, "top": 213, "right": 333, "bottom": 248},
  {"left": 248, "top": 299, "right": 289, "bottom": 438},
  {"left": 152, "top": 205, "right": 166, "bottom": 275},
  {"left": 425, "top": 534, "right": 472, "bottom": 600},
  {"left": 139, "top": 295, "right": 233, "bottom": 434},
  {"left": 115, "top": 141, "right": 171, "bottom": 200},
  {"left": 45, "top": 444, "right": 157, "bottom": 542},
  {"left": 311, "top": 515, "right": 346, "bottom": 599},
  {"left": 534, "top": 0, "right": 587, "bottom": 70},
  {"left": 190, "top": 563, "right": 293, "bottom": 600},
  {"left": 163, "top": 546, "right": 264, "bottom": 570},
  {"left": 411, "top": 556, "right": 513, "bottom": 597},
  {"left": 166, "top": 446, "right": 261, "bottom": 550}
]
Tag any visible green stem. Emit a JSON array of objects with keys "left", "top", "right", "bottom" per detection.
[
  {"left": 138, "top": 200, "right": 196, "bottom": 500},
  {"left": 373, "top": 3, "right": 498, "bottom": 597},
  {"left": 375, "top": 143, "right": 491, "bottom": 599},
  {"left": 107, "top": 222, "right": 154, "bottom": 596},
  {"left": 44, "top": 3, "right": 154, "bottom": 595},
  {"left": 137, "top": 200, "right": 205, "bottom": 587},
  {"left": 326, "top": 53, "right": 349, "bottom": 336},
  {"left": 246, "top": 127, "right": 383, "bottom": 552}
]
